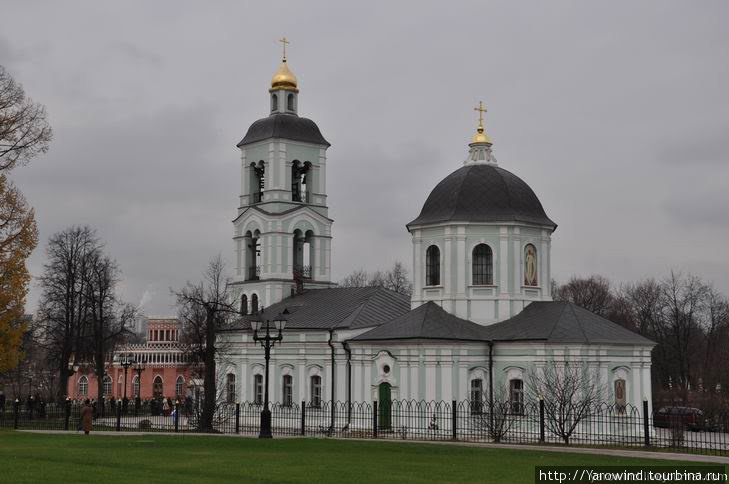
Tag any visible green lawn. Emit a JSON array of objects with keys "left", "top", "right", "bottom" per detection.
[{"left": 0, "top": 430, "right": 721, "bottom": 484}]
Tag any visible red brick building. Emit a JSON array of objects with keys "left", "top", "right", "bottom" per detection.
[{"left": 66, "top": 318, "right": 196, "bottom": 400}]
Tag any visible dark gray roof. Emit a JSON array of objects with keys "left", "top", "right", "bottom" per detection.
[
  {"left": 229, "top": 287, "right": 410, "bottom": 331},
  {"left": 237, "top": 114, "right": 330, "bottom": 147},
  {"left": 408, "top": 164, "right": 556, "bottom": 230},
  {"left": 352, "top": 302, "right": 490, "bottom": 342},
  {"left": 481, "top": 301, "right": 655, "bottom": 346}
]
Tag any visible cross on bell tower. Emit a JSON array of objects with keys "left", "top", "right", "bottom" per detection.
[{"left": 279, "top": 37, "right": 290, "bottom": 61}]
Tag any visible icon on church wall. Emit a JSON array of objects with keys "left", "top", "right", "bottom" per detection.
[{"left": 524, "top": 244, "right": 538, "bottom": 286}]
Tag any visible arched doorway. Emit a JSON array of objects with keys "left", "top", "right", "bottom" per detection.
[
  {"left": 153, "top": 376, "right": 163, "bottom": 399},
  {"left": 378, "top": 382, "right": 391, "bottom": 430}
]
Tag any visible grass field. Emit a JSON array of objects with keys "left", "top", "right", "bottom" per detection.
[{"left": 0, "top": 430, "right": 722, "bottom": 484}]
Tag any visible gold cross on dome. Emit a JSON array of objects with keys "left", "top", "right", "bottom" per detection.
[
  {"left": 279, "top": 37, "right": 290, "bottom": 61},
  {"left": 474, "top": 101, "right": 487, "bottom": 126}
]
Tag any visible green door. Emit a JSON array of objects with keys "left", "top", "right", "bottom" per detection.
[{"left": 378, "top": 383, "right": 391, "bottom": 430}]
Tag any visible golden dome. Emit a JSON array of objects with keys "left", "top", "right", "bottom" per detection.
[
  {"left": 271, "top": 60, "right": 298, "bottom": 92},
  {"left": 470, "top": 124, "right": 492, "bottom": 144}
]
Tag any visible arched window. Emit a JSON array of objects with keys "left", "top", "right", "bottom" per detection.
[
  {"left": 251, "top": 294, "right": 259, "bottom": 314},
  {"left": 509, "top": 379, "right": 524, "bottom": 414},
  {"left": 425, "top": 245, "right": 440, "bottom": 286},
  {"left": 153, "top": 376, "right": 163, "bottom": 399},
  {"left": 226, "top": 374, "right": 236, "bottom": 404},
  {"left": 246, "top": 230, "right": 261, "bottom": 281},
  {"left": 253, "top": 374, "right": 263, "bottom": 405},
  {"left": 271, "top": 93, "right": 278, "bottom": 111},
  {"left": 310, "top": 375, "right": 322, "bottom": 407},
  {"left": 133, "top": 375, "right": 140, "bottom": 398},
  {"left": 472, "top": 244, "right": 493, "bottom": 285},
  {"left": 240, "top": 294, "right": 248, "bottom": 315},
  {"left": 287, "top": 93, "right": 294, "bottom": 111},
  {"left": 282, "top": 374, "right": 293, "bottom": 406},
  {"left": 524, "top": 244, "right": 538, "bottom": 286},
  {"left": 291, "top": 161, "right": 310, "bottom": 203},
  {"left": 251, "top": 162, "right": 265, "bottom": 203},
  {"left": 176, "top": 376, "right": 185, "bottom": 398},
  {"left": 102, "top": 375, "right": 112, "bottom": 396},
  {"left": 470, "top": 378, "right": 484, "bottom": 414},
  {"left": 79, "top": 376, "right": 88, "bottom": 396}
]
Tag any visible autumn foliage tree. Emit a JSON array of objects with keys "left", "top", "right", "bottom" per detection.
[
  {"left": 0, "top": 64, "right": 50, "bottom": 373},
  {"left": 0, "top": 176, "right": 37, "bottom": 372}
]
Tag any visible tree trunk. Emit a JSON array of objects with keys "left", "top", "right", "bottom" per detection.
[{"left": 200, "top": 307, "right": 217, "bottom": 432}]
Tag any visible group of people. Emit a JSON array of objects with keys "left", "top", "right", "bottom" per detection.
[{"left": 0, "top": 392, "right": 49, "bottom": 418}]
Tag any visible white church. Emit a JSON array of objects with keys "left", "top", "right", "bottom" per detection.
[{"left": 219, "top": 46, "right": 655, "bottom": 415}]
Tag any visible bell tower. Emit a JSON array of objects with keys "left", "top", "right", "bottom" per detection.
[{"left": 229, "top": 39, "right": 335, "bottom": 314}]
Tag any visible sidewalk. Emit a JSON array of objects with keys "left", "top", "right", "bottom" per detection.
[{"left": 18, "top": 430, "right": 729, "bottom": 464}]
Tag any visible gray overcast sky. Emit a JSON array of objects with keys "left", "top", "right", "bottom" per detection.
[{"left": 1, "top": 1, "right": 728, "bottom": 316}]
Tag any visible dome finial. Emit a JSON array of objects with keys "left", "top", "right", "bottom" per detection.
[
  {"left": 271, "top": 37, "right": 298, "bottom": 92},
  {"left": 470, "top": 101, "right": 492, "bottom": 145}
]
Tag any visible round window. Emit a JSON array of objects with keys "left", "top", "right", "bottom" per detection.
[{"left": 383, "top": 364, "right": 390, "bottom": 374}]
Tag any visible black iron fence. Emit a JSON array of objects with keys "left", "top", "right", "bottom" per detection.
[{"left": 2, "top": 399, "right": 727, "bottom": 456}]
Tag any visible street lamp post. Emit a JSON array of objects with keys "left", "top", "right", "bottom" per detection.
[
  {"left": 133, "top": 360, "right": 145, "bottom": 416},
  {"left": 250, "top": 309, "right": 287, "bottom": 439},
  {"left": 119, "top": 353, "right": 135, "bottom": 414}
]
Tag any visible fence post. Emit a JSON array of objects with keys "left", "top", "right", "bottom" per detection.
[
  {"left": 643, "top": 399, "right": 650, "bottom": 447},
  {"left": 64, "top": 399, "right": 71, "bottom": 431},
  {"left": 539, "top": 399, "right": 545, "bottom": 443},
  {"left": 373, "top": 401, "right": 378, "bottom": 438},
  {"left": 175, "top": 402, "right": 180, "bottom": 433},
  {"left": 451, "top": 400, "right": 457, "bottom": 441},
  {"left": 235, "top": 403, "right": 240, "bottom": 434},
  {"left": 13, "top": 399, "right": 19, "bottom": 429},
  {"left": 116, "top": 402, "right": 121, "bottom": 432},
  {"left": 301, "top": 401, "right": 306, "bottom": 436}
]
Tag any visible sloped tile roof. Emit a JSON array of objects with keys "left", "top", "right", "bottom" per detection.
[
  {"left": 480, "top": 301, "right": 655, "bottom": 346},
  {"left": 352, "top": 302, "right": 490, "bottom": 342},
  {"left": 229, "top": 287, "right": 410, "bottom": 331}
]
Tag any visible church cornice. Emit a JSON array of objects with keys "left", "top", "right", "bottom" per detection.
[{"left": 232, "top": 204, "right": 334, "bottom": 225}]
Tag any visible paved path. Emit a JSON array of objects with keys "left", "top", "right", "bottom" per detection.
[{"left": 18, "top": 430, "right": 728, "bottom": 464}]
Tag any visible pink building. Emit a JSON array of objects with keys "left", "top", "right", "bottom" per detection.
[{"left": 66, "top": 318, "right": 196, "bottom": 400}]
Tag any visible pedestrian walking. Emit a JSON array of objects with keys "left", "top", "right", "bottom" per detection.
[{"left": 80, "top": 399, "right": 93, "bottom": 435}]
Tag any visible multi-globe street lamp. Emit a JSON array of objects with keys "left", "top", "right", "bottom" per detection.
[
  {"left": 119, "top": 353, "right": 135, "bottom": 411},
  {"left": 133, "top": 359, "right": 145, "bottom": 416},
  {"left": 250, "top": 309, "right": 287, "bottom": 439}
]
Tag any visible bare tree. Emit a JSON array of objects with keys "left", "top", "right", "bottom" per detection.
[
  {"left": 84, "top": 250, "right": 136, "bottom": 411},
  {"left": 174, "top": 255, "right": 236, "bottom": 432},
  {"left": 553, "top": 275, "right": 613, "bottom": 317},
  {"left": 339, "top": 269, "right": 369, "bottom": 288},
  {"left": 36, "top": 226, "right": 135, "bottom": 402},
  {"left": 526, "top": 360, "right": 605, "bottom": 444},
  {"left": 0, "top": 65, "right": 53, "bottom": 172},
  {"left": 384, "top": 261, "right": 413, "bottom": 296},
  {"left": 661, "top": 271, "right": 708, "bottom": 398},
  {"left": 36, "top": 226, "right": 98, "bottom": 400},
  {"left": 475, "top": 384, "right": 517, "bottom": 443},
  {"left": 339, "top": 261, "right": 413, "bottom": 296}
]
